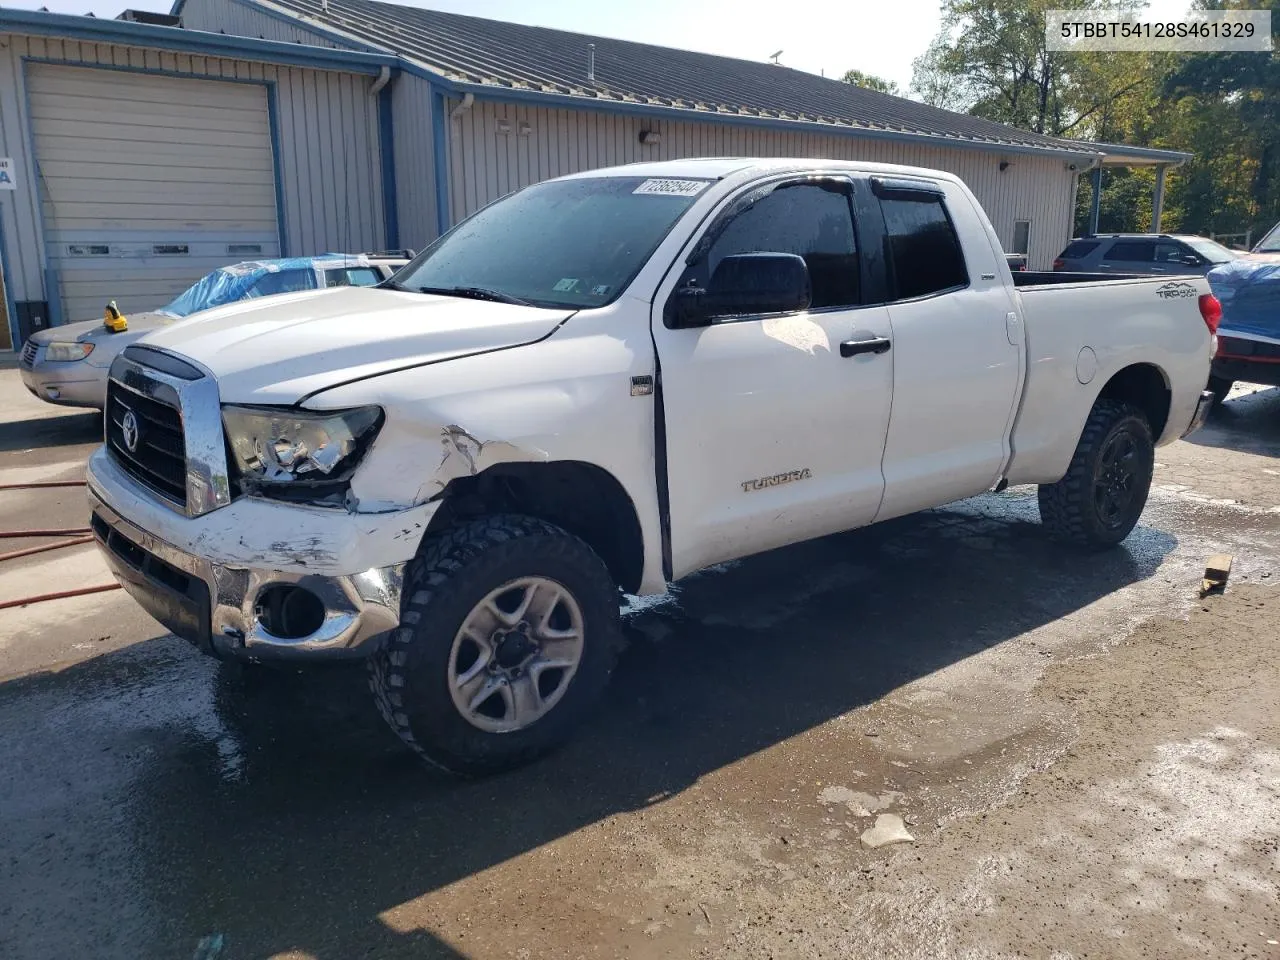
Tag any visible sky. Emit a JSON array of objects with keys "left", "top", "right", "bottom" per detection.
[{"left": 15, "top": 0, "right": 1196, "bottom": 92}]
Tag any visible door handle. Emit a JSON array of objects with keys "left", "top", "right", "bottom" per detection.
[{"left": 840, "top": 337, "right": 892, "bottom": 358}]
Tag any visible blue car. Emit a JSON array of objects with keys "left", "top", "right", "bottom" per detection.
[
  {"left": 1207, "top": 252, "right": 1280, "bottom": 404},
  {"left": 19, "top": 252, "right": 410, "bottom": 409}
]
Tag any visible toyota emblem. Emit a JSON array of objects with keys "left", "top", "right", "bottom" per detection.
[{"left": 121, "top": 409, "right": 141, "bottom": 453}]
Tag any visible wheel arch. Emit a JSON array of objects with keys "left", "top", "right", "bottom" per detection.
[
  {"left": 422, "top": 460, "right": 646, "bottom": 595},
  {"left": 1094, "top": 362, "right": 1171, "bottom": 441}
]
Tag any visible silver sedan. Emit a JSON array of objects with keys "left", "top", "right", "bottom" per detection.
[
  {"left": 19, "top": 311, "right": 173, "bottom": 408},
  {"left": 18, "top": 253, "right": 408, "bottom": 409}
]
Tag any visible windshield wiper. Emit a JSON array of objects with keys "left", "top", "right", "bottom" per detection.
[
  {"left": 415, "top": 285, "right": 532, "bottom": 306},
  {"left": 379, "top": 278, "right": 414, "bottom": 292}
]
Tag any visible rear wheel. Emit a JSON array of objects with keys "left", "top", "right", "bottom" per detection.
[
  {"left": 368, "top": 514, "right": 622, "bottom": 776},
  {"left": 1207, "top": 375, "right": 1234, "bottom": 407},
  {"left": 1038, "top": 400, "right": 1154, "bottom": 549}
]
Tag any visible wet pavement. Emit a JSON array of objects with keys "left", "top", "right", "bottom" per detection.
[{"left": 2, "top": 364, "right": 1278, "bottom": 960}]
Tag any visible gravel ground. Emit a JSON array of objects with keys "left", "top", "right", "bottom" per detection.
[{"left": 0, "top": 363, "right": 1276, "bottom": 960}]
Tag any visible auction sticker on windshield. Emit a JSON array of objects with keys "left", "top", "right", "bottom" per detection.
[{"left": 633, "top": 179, "right": 709, "bottom": 197}]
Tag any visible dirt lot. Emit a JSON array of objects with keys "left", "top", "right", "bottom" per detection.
[{"left": 1, "top": 358, "right": 1277, "bottom": 960}]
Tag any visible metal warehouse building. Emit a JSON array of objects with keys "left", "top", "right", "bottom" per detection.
[{"left": 0, "top": 2, "right": 1186, "bottom": 350}]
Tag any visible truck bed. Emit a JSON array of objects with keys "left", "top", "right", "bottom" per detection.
[{"left": 1004, "top": 272, "right": 1212, "bottom": 487}]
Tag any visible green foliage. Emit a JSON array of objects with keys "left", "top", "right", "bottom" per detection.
[
  {"left": 910, "top": 0, "right": 1280, "bottom": 239},
  {"left": 841, "top": 69, "right": 900, "bottom": 95}
]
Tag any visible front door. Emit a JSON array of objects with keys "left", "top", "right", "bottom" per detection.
[{"left": 652, "top": 177, "right": 895, "bottom": 578}]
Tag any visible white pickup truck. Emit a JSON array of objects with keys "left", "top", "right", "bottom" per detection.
[{"left": 87, "top": 158, "right": 1218, "bottom": 774}]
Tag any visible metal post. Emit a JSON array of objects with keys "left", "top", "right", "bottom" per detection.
[
  {"left": 1152, "top": 164, "right": 1167, "bottom": 233},
  {"left": 1089, "top": 165, "right": 1102, "bottom": 235}
]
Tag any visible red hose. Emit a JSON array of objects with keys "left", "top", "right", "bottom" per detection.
[
  {"left": 0, "top": 482, "right": 115, "bottom": 609},
  {"left": 0, "top": 535, "right": 95, "bottom": 563},
  {"left": 0, "top": 528, "right": 93, "bottom": 539},
  {"left": 0, "top": 480, "right": 87, "bottom": 490},
  {"left": 0, "top": 583, "right": 120, "bottom": 610}
]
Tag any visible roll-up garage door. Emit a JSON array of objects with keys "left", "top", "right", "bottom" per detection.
[{"left": 26, "top": 63, "right": 281, "bottom": 321}]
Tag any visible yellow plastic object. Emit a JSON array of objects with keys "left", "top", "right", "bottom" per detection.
[{"left": 103, "top": 300, "right": 128, "bottom": 333}]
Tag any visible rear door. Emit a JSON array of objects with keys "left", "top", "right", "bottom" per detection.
[
  {"left": 1101, "top": 239, "right": 1158, "bottom": 274},
  {"left": 651, "top": 175, "right": 895, "bottom": 577},
  {"left": 870, "top": 176, "right": 1025, "bottom": 521}
]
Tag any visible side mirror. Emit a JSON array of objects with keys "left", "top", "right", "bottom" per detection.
[
  {"left": 672, "top": 253, "right": 811, "bottom": 327},
  {"left": 1181, "top": 254, "right": 1202, "bottom": 266}
]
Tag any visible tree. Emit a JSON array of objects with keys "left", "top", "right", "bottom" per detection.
[
  {"left": 1163, "top": 0, "right": 1280, "bottom": 237},
  {"left": 841, "top": 69, "right": 900, "bottom": 95}
]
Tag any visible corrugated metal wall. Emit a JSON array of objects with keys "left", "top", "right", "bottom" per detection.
[
  {"left": 178, "top": 0, "right": 438, "bottom": 251},
  {"left": 445, "top": 99, "right": 1080, "bottom": 270},
  {"left": 390, "top": 72, "right": 437, "bottom": 252},
  {"left": 0, "top": 32, "right": 385, "bottom": 309},
  {"left": 179, "top": 0, "right": 347, "bottom": 47}
]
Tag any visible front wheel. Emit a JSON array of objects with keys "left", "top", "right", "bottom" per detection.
[
  {"left": 1038, "top": 400, "right": 1155, "bottom": 549},
  {"left": 368, "top": 514, "right": 622, "bottom": 776}
]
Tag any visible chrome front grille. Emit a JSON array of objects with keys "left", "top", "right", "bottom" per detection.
[
  {"left": 105, "top": 347, "right": 232, "bottom": 518},
  {"left": 19, "top": 340, "right": 39, "bottom": 367},
  {"left": 106, "top": 379, "right": 188, "bottom": 507}
]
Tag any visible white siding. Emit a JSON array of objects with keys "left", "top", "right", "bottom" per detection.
[
  {"left": 390, "top": 71, "right": 437, "bottom": 252},
  {"left": 446, "top": 99, "right": 1079, "bottom": 270},
  {"left": 179, "top": 0, "right": 347, "bottom": 48},
  {"left": 0, "top": 33, "right": 386, "bottom": 317}
]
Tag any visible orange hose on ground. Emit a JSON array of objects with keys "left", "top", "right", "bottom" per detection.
[
  {"left": 0, "top": 583, "right": 120, "bottom": 610},
  {"left": 0, "top": 480, "right": 87, "bottom": 490},
  {"left": 0, "top": 528, "right": 93, "bottom": 539},
  {"left": 0, "top": 535, "right": 95, "bottom": 564}
]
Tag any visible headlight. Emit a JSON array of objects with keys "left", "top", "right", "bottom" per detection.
[
  {"left": 44, "top": 341, "right": 94, "bottom": 362},
  {"left": 222, "top": 405, "right": 383, "bottom": 486}
]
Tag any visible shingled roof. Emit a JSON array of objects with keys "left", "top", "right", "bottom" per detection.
[{"left": 248, "top": 0, "right": 1100, "bottom": 157}]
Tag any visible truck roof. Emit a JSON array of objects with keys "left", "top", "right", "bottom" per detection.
[{"left": 556, "top": 156, "right": 961, "bottom": 185}]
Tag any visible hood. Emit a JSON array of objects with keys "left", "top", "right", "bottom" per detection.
[
  {"left": 136, "top": 286, "right": 573, "bottom": 404},
  {"left": 30, "top": 311, "right": 172, "bottom": 346}
]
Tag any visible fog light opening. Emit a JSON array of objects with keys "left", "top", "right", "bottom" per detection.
[{"left": 255, "top": 584, "right": 326, "bottom": 639}]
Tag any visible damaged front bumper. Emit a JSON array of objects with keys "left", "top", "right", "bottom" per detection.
[{"left": 86, "top": 447, "right": 439, "bottom": 661}]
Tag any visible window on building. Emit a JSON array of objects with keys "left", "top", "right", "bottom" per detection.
[
  {"left": 1012, "top": 220, "right": 1031, "bottom": 256},
  {"left": 690, "top": 181, "right": 861, "bottom": 310},
  {"left": 881, "top": 196, "right": 968, "bottom": 300}
]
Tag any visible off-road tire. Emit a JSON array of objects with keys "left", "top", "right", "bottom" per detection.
[
  {"left": 1208, "top": 375, "right": 1234, "bottom": 407},
  {"left": 1037, "top": 400, "right": 1154, "bottom": 549},
  {"left": 368, "top": 514, "right": 622, "bottom": 776}
]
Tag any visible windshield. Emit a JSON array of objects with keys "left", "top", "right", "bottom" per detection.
[
  {"left": 1256, "top": 222, "right": 1280, "bottom": 253},
  {"left": 393, "top": 176, "right": 710, "bottom": 308},
  {"left": 1183, "top": 237, "right": 1239, "bottom": 263}
]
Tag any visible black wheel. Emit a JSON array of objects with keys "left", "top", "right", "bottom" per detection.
[
  {"left": 368, "top": 514, "right": 622, "bottom": 775},
  {"left": 1207, "top": 375, "right": 1234, "bottom": 407},
  {"left": 1038, "top": 400, "right": 1155, "bottom": 549}
]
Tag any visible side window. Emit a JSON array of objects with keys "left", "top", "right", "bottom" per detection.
[
  {"left": 1155, "top": 242, "right": 1191, "bottom": 264},
  {"left": 690, "top": 181, "right": 861, "bottom": 311},
  {"left": 249, "top": 269, "right": 316, "bottom": 298},
  {"left": 1104, "top": 241, "right": 1154, "bottom": 262},
  {"left": 880, "top": 196, "right": 968, "bottom": 300},
  {"left": 324, "top": 267, "right": 382, "bottom": 288}
]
